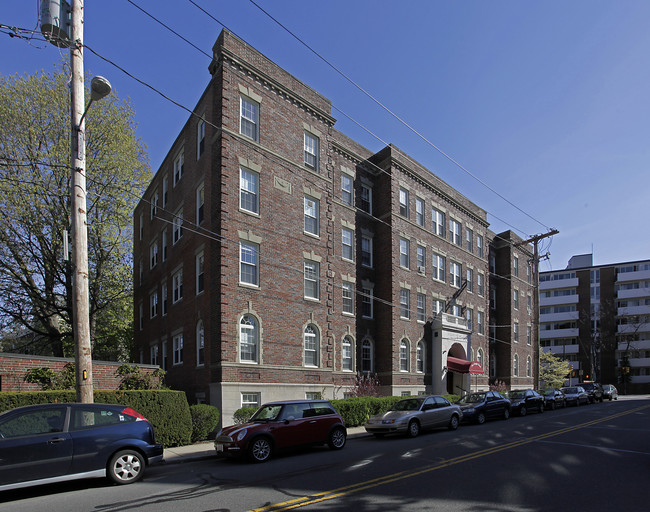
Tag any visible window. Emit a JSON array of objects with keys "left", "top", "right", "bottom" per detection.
[
  {"left": 161, "top": 282, "right": 167, "bottom": 316},
  {"left": 150, "top": 292, "right": 158, "bottom": 318},
  {"left": 196, "top": 184, "right": 205, "bottom": 224},
  {"left": 477, "top": 234, "right": 484, "bottom": 258},
  {"left": 342, "top": 336, "right": 353, "bottom": 371},
  {"left": 150, "top": 243, "right": 158, "bottom": 269},
  {"left": 466, "top": 268, "right": 474, "bottom": 292},
  {"left": 526, "top": 356, "right": 532, "bottom": 377},
  {"left": 162, "top": 229, "right": 168, "bottom": 261},
  {"left": 162, "top": 176, "right": 168, "bottom": 206},
  {"left": 361, "top": 339, "right": 373, "bottom": 372},
  {"left": 362, "top": 286, "right": 373, "bottom": 318},
  {"left": 361, "top": 235, "right": 373, "bottom": 267},
  {"left": 477, "top": 349, "right": 484, "bottom": 370},
  {"left": 433, "top": 299, "right": 445, "bottom": 315},
  {"left": 240, "top": 96, "right": 259, "bottom": 141},
  {"left": 304, "top": 324, "right": 319, "bottom": 367},
  {"left": 513, "top": 354, "right": 519, "bottom": 377},
  {"left": 304, "top": 196, "right": 319, "bottom": 236},
  {"left": 173, "top": 149, "right": 184, "bottom": 186},
  {"left": 172, "top": 208, "right": 183, "bottom": 244},
  {"left": 417, "top": 341, "right": 425, "bottom": 373},
  {"left": 416, "top": 245, "right": 426, "bottom": 272},
  {"left": 527, "top": 264, "right": 532, "bottom": 284},
  {"left": 341, "top": 174, "right": 353, "bottom": 205},
  {"left": 304, "top": 260, "right": 320, "bottom": 300},
  {"left": 415, "top": 197, "right": 425, "bottom": 227},
  {"left": 514, "top": 322, "right": 519, "bottom": 343},
  {"left": 342, "top": 228, "right": 354, "bottom": 261},
  {"left": 242, "top": 392, "right": 261, "bottom": 408},
  {"left": 451, "top": 303, "right": 462, "bottom": 317},
  {"left": 449, "top": 219, "right": 461, "bottom": 246},
  {"left": 432, "top": 208, "right": 445, "bottom": 237},
  {"left": 417, "top": 293, "right": 426, "bottom": 322},
  {"left": 139, "top": 259, "right": 143, "bottom": 285},
  {"left": 162, "top": 340, "right": 167, "bottom": 370},
  {"left": 399, "top": 238, "right": 410, "bottom": 269},
  {"left": 432, "top": 253, "right": 446, "bottom": 282},
  {"left": 399, "top": 188, "right": 409, "bottom": 217},
  {"left": 360, "top": 184, "right": 372, "bottom": 214},
  {"left": 173, "top": 333, "right": 183, "bottom": 365},
  {"left": 342, "top": 281, "right": 354, "bottom": 314},
  {"left": 138, "top": 302, "right": 143, "bottom": 330},
  {"left": 400, "top": 339, "right": 409, "bottom": 371},
  {"left": 466, "top": 228, "right": 473, "bottom": 252},
  {"left": 478, "top": 272, "right": 485, "bottom": 296},
  {"left": 450, "top": 261, "right": 462, "bottom": 287},
  {"left": 527, "top": 294, "right": 532, "bottom": 312},
  {"left": 172, "top": 269, "right": 183, "bottom": 303},
  {"left": 240, "top": 241, "right": 259, "bottom": 286},
  {"left": 477, "top": 311, "right": 485, "bottom": 334},
  {"left": 513, "top": 255, "right": 519, "bottom": 277},
  {"left": 196, "top": 251, "right": 205, "bottom": 294},
  {"left": 150, "top": 344, "right": 159, "bottom": 366},
  {"left": 400, "top": 288, "right": 410, "bottom": 319},
  {"left": 139, "top": 213, "right": 143, "bottom": 240},
  {"left": 514, "top": 290, "right": 519, "bottom": 310},
  {"left": 240, "top": 314, "right": 259, "bottom": 363},
  {"left": 197, "top": 118, "right": 205, "bottom": 158},
  {"left": 527, "top": 325, "right": 532, "bottom": 345},
  {"left": 150, "top": 191, "right": 159, "bottom": 220},
  {"left": 240, "top": 167, "right": 259, "bottom": 214},
  {"left": 304, "top": 132, "right": 319, "bottom": 170},
  {"left": 466, "top": 309, "right": 473, "bottom": 331},
  {"left": 196, "top": 321, "right": 205, "bottom": 366}
]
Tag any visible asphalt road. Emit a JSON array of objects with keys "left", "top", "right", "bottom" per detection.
[{"left": 3, "top": 395, "right": 649, "bottom": 512}]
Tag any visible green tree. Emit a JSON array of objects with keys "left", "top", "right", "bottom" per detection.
[
  {"left": 539, "top": 350, "right": 570, "bottom": 389},
  {"left": 0, "top": 65, "right": 150, "bottom": 359}
]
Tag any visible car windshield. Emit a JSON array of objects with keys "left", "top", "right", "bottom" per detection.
[
  {"left": 506, "top": 390, "right": 525, "bottom": 399},
  {"left": 457, "top": 393, "right": 486, "bottom": 405},
  {"left": 543, "top": 389, "right": 555, "bottom": 396},
  {"left": 391, "top": 398, "right": 424, "bottom": 411},
  {"left": 250, "top": 405, "right": 283, "bottom": 422}
]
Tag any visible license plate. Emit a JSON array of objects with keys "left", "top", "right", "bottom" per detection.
[{"left": 215, "top": 443, "right": 224, "bottom": 452}]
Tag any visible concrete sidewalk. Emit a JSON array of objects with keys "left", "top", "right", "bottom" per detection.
[{"left": 162, "top": 426, "right": 369, "bottom": 464}]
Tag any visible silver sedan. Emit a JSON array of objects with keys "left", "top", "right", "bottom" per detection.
[{"left": 364, "top": 395, "right": 463, "bottom": 438}]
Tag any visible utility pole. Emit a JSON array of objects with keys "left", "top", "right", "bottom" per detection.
[
  {"left": 516, "top": 229, "right": 559, "bottom": 389},
  {"left": 70, "top": 0, "right": 93, "bottom": 403}
]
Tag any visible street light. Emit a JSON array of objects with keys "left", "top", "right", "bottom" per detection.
[{"left": 79, "top": 76, "right": 112, "bottom": 124}]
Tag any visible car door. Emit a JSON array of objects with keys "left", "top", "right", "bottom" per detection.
[
  {"left": 269, "top": 403, "right": 316, "bottom": 449},
  {"left": 418, "top": 397, "right": 437, "bottom": 429},
  {"left": 0, "top": 406, "right": 72, "bottom": 486},
  {"left": 432, "top": 396, "right": 452, "bottom": 427}
]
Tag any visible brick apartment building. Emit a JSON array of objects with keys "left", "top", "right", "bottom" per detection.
[
  {"left": 540, "top": 254, "right": 650, "bottom": 394},
  {"left": 133, "top": 30, "right": 536, "bottom": 423}
]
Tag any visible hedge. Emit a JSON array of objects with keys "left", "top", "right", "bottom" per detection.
[
  {"left": 189, "top": 404, "right": 220, "bottom": 442},
  {"left": 0, "top": 390, "right": 192, "bottom": 447}
]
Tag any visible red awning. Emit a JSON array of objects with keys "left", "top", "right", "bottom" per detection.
[{"left": 447, "top": 356, "right": 484, "bottom": 374}]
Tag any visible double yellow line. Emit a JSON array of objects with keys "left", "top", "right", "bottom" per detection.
[{"left": 247, "top": 404, "right": 650, "bottom": 511}]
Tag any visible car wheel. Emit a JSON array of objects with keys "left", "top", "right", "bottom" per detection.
[
  {"left": 107, "top": 450, "right": 145, "bottom": 485},
  {"left": 248, "top": 437, "right": 273, "bottom": 463},
  {"left": 407, "top": 420, "right": 421, "bottom": 437},
  {"left": 448, "top": 415, "right": 459, "bottom": 431},
  {"left": 477, "top": 412, "right": 486, "bottom": 425},
  {"left": 520, "top": 406, "right": 527, "bottom": 417},
  {"left": 328, "top": 427, "right": 346, "bottom": 450},
  {"left": 503, "top": 408, "right": 510, "bottom": 420}
]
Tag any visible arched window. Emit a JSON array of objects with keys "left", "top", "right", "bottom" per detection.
[
  {"left": 513, "top": 354, "right": 519, "bottom": 377},
  {"left": 342, "top": 335, "right": 353, "bottom": 371},
  {"left": 400, "top": 339, "right": 409, "bottom": 372},
  {"left": 361, "top": 339, "right": 373, "bottom": 373},
  {"left": 196, "top": 320, "right": 205, "bottom": 366},
  {"left": 526, "top": 355, "right": 532, "bottom": 377},
  {"left": 477, "top": 348, "right": 484, "bottom": 369},
  {"left": 416, "top": 341, "right": 425, "bottom": 373},
  {"left": 240, "top": 314, "right": 259, "bottom": 363},
  {"left": 304, "top": 324, "right": 319, "bottom": 367}
]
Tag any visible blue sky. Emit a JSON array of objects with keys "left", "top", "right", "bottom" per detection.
[{"left": 2, "top": 1, "right": 649, "bottom": 272}]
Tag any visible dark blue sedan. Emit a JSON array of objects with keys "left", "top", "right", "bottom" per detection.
[{"left": 0, "top": 403, "right": 163, "bottom": 491}]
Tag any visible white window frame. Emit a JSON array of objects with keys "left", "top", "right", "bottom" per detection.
[
  {"left": 362, "top": 286, "right": 374, "bottom": 319},
  {"left": 196, "top": 183, "right": 205, "bottom": 224},
  {"left": 400, "top": 339, "right": 410, "bottom": 372},
  {"left": 149, "top": 292, "right": 158, "bottom": 319},
  {"left": 172, "top": 269, "right": 183, "bottom": 304},
  {"left": 432, "top": 208, "right": 445, "bottom": 237},
  {"left": 361, "top": 339, "right": 373, "bottom": 373},
  {"left": 240, "top": 166, "right": 259, "bottom": 214},
  {"left": 304, "top": 132, "right": 319, "bottom": 171},
  {"left": 416, "top": 341, "right": 425, "bottom": 373},
  {"left": 173, "top": 333, "right": 183, "bottom": 365},
  {"left": 304, "top": 260, "right": 320, "bottom": 300},
  {"left": 341, "top": 174, "right": 353, "bottom": 205},
  {"left": 342, "top": 336, "right": 353, "bottom": 371},
  {"left": 417, "top": 293, "right": 426, "bottom": 323},
  {"left": 304, "top": 324, "right": 319, "bottom": 367},
  {"left": 172, "top": 208, "right": 183, "bottom": 244},
  {"left": 196, "top": 321, "right": 205, "bottom": 366},
  {"left": 400, "top": 288, "right": 410, "bottom": 319},
  {"left": 150, "top": 242, "right": 158, "bottom": 269},
  {"left": 304, "top": 196, "right": 320, "bottom": 236},
  {"left": 240, "top": 314, "right": 259, "bottom": 363},
  {"left": 361, "top": 235, "right": 373, "bottom": 268},
  {"left": 415, "top": 197, "right": 425, "bottom": 227},
  {"left": 342, "top": 227, "right": 354, "bottom": 261},
  {"left": 173, "top": 149, "right": 184, "bottom": 186},
  {"left": 399, "top": 188, "right": 409, "bottom": 217},
  {"left": 360, "top": 184, "right": 372, "bottom": 214},
  {"left": 433, "top": 253, "right": 446, "bottom": 282},
  {"left": 196, "top": 251, "right": 205, "bottom": 295},
  {"left": 399, "top": 238, "right": 410, "bottom": 269},
  {"left": 342, "top": 281, "right": 354, "bottom": 314},
  {"left": 466, "top": 228, "right": 473, "bottom": 252},
  {"left": 161, "top": 282, "right": 168, "bottom": 316},
  {"left": 450, "top": 261, "right": 462, "bottom": 288},
  {"left": 240, "top": 96, "right": 259, "bottom": 142},
  {"left": 450, "top": 219, "right": 461, "bottom": 246},
  {"left": 197, "top": 118, "right": 206, "bottom": 159},
  {"left": 240, "top": 241, "right": 259, "bottom": 287},
  {"left": 416, "top": 245, "right": 426, "bottom": 272}
]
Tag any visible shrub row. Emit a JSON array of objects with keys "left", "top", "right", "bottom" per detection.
[{"left": 0, "top": 390, "right": 193, "bottom": 447}]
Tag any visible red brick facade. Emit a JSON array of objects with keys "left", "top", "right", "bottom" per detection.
[
  {"left": 133, "top": 30, "right": 536, "bottom": 424},
  {"left": 0, "top": 353, "right": 159, "bottom": 392}
]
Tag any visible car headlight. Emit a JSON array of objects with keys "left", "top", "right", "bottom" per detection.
[{"left": 236, "top": 429, "right": 248, "bottom": 441}]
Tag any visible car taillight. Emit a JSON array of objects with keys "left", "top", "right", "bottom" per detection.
[{"left": 121, "top": 407, "right": 147, "bottom": 421}]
